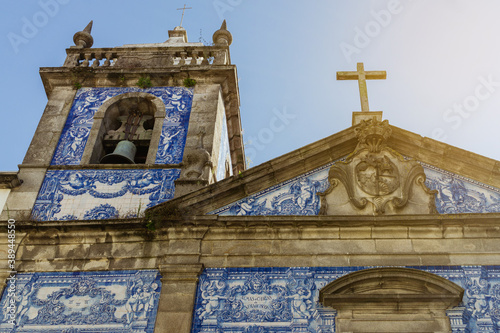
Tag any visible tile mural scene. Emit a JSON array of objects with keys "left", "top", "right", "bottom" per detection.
[
  {"left": 0, "top": 270, "right": 161, "bottom": 332},
  {"left": 210, "top": 160, "right": 500, "bottom": 216},
  {"left": 423, "top": 162, "right": 500, "bottom": 214},
  {"left": 192, "top": 265, "right": 500, "bottom": 333},
  {"left": 209, "top": 161, "right": 338, "bottom": 216},
  {"left": 31, "top": 169, "right": 180, "bottom": 221}
]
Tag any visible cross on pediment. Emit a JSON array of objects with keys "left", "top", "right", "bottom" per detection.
[
  {"left": 337, "top": 63, "right": 386, "bottom": 112},
  {"left": 177, "top": 4, "right": 192, "bottom": 27}
]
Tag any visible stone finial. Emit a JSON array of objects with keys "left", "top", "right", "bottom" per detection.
[
  {"left": 73, "top": 21, "right": 94, "bottom": 48},
  {"left": 212, "top": 20, "right": 232, "bottom": 46}
]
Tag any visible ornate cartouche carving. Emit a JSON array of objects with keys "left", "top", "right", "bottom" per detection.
[{"left": 318, "top": 119, "right": 437, "bottom": 215}]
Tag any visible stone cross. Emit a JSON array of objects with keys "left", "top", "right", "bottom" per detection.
[
  {"left": 337, "top": 63, "right": 386, "bottom": 112},
  {"left": 177, "top": 4, "right": 192, "bottom": 27}
]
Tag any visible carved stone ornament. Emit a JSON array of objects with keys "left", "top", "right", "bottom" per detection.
[
  {"left": 180, "top": 148, "right": 212, "bottom": 180},
  {"left": 179, "top": 129, "right": 212, "bottom": 181},
  {"left": 0, "top": 172, "right": 22, "bottom": 189},
  {"left": 318, "top": 119, "right": 437, "bottom": 215}
]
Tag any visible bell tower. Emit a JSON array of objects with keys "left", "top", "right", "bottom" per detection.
[{"left": 1, "top": 20, "right": 244, "bottom": 221}]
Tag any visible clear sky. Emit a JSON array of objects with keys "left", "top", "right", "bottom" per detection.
[{"left": 2, "top": 0, "right": 500, "bottom": 171}]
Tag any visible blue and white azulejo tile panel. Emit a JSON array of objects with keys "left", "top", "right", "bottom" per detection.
[
  {"left": 0, "top": 270, "right": 161, "bottom": 332},
  {"left": 423, "top": 162, "right": 500, "bottom": 214},
  {"left": 192, "top": 265, "right": 500, "bottom": 333},
  {"left": 209, "top": 160, "right": 340, "bottom": 216},
  {"left": 51, "top": 87, "right": 193, "bottom": 165},
  {"left": 209, "top": 159, "right": 500, "bottom": 216},
  {"left": 154, "top": 87, "right": 193, "bottom": 164},
  {"left": 31, "top": 169, "right": 180, "bottom": 221}
]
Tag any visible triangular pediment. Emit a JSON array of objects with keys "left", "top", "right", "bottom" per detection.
[{"left": 147, "top": 120, "right": 500, "bottom": 217}]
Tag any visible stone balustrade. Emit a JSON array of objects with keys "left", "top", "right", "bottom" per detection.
[{"left": 63, "top": 46, "right": 230, "bottom": 68}]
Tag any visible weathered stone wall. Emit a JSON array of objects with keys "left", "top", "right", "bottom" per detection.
[
  {"left": 12, "top": 215, "right": 499, "bottom": 271},
  {"left": 0, "top": 214, "right": 498, "bottom": 331}
]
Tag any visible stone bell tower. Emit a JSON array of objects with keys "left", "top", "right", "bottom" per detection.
[{"left": 1, "top": 20, "right": 244, "bottom": 222}]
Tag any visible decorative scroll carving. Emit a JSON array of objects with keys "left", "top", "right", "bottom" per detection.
[{"left": 318, "top": 119, "right": 437, "bottom": 215}]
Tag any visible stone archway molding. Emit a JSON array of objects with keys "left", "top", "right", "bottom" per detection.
[
  {"left": 319, "top": 267, "right": 464, "bottom": 333},
  {"left": 81, "top": 92, "right": 166, "bottom": 165}
]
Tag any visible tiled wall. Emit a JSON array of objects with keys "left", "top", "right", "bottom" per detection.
[
  {"left": 51, "top": 87, "right": 193, "bottom": 166},
  {"left": 31, "top": 169, "right": 180, "bottom": 221},
  {"left": 32, "top": 86, "right": 193, "bottom": 221},
  {"left": 192, "top": 265, "right": 499, "bottom": 333},
  {"left": 209, "top": 160, "right": 500, "bottom": 216},
  {"left": 0, "top": 270, "right": 161, "bottom": 332},
  {"left": 424, "top": 162, "right": 500, "bottom": 213},
  {"left": 210, "top": 161, "right": 335, "bottom": 216}
]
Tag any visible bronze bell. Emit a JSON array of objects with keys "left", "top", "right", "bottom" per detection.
[{"left": 100, "top": 140, "right": 137, "bottom": 164}]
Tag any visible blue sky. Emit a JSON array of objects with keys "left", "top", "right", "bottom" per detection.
[{"left": 2, "top": 0, "right": 500, "bottom": 171}]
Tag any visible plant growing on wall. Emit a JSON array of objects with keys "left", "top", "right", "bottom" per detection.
[
  {"left": 183, "top": 78, "right": 196, "bottom": 87},
  {"left": 70, "top": 67, "right": 93, "bottom": 90},
  {"left": 137, "top": 76, "right": 152, "bottom": 89}
]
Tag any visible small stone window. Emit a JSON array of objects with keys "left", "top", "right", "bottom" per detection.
[{"left": 81, "top": 92, "right": 165, "bottom": 165}]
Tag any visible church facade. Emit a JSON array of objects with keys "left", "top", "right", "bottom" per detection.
[{"left": 1, "top": 21, "right": 500, "bottom": 333}]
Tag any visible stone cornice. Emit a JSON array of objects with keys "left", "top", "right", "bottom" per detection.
[
  {"left": 389, "top": 125, "right": 500, "bottom": 188},
  {"left": 0, "top": 172, "right": 22, "bottom": 189},
  {"left": 5, "top": 212, "right": 500, "bottom": 229}
]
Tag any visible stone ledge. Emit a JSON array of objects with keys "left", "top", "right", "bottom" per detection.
[
  {"left": 3, "top": 212, "right": 500, "bottom": 230},
  {"left": 0, "top": 172, "right": 22, "bottom": 189},
  {"left": 159, "top": 263, "right": 204, "bottom": 281}
]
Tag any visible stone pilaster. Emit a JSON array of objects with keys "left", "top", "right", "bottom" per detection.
[{"left": 154, "top": 263, "right": 204, "bottom": 333}]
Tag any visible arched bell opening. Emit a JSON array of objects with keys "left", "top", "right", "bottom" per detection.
[
  {"left": 99, "top": 96, "right": 155, "bottom": 164},
  {"left": 81, "top": 92, "right": 166, "bottom": 165}
]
